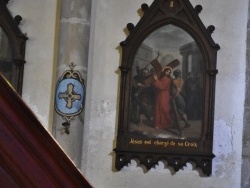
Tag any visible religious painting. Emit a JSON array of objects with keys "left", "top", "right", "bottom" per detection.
[
  {"left": 0, "top": 1, "right": 28, "bottom": 95},
  {"left": 130, "top": 24, "right": 203, "bottom": 139},
  {"left": 114, "top": 0, "right": 220, "bottom": 176},
  {"left": 0, "top": 27, "right": 12, "bottom": 80}
]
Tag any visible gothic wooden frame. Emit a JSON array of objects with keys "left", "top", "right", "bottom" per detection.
[
  {"left": 114, "top": 0, "right": 220, "bottom": 176},
  {"left": 0, "top": 0, "right": 28, "bottom": 95}
]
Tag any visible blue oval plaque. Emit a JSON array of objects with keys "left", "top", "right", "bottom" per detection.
[
  {"left": 55, "top": 78, "right": 84, "bottom": 115},
  {"left": 55, "top": 63, "right": 85, "bottom": 122}
]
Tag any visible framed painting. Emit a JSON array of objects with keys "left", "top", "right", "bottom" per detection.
[
  {"left": 114, "top": 0, "right": 220, "bottom": 176},
  {"left": 0, "top": 0, "right": 28, "bottom": 95}
]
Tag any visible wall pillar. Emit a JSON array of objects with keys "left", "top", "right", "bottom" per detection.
[{"left": 53, "top": 0, "right": 91, "bottom": 168}]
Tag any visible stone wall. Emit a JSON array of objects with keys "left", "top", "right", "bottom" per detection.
[
  {"left": 7, "top": 0, "right": 249, "bottom": 187},
  {"left": 242, "top": 1, "right": 250, "bottom": 188}
]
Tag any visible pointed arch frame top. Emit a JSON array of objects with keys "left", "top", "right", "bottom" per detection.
[{"left": 114, "top": 0, "right": 220, "bottom": 176}]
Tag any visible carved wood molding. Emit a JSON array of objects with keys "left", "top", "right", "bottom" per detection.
[
  {"left": 0, "top": 0, "right": 28, "bottom": 94},
  {"left": 115, "top": 0, "right": 220, "bottom": 176}
]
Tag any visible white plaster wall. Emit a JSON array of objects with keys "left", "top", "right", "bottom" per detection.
[
  {"left": 82, "top": 0, "right": 248, "bottom": 188},
  {"left": 7, "top": 0, "right": 60, "bottom": 131},
  {"left": 6, "top": 0, "right": 248, "bottom": 187}
]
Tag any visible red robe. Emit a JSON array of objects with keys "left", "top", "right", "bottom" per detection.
[{"left": 153, "top": 76, "right": 172, "bottom": 129}]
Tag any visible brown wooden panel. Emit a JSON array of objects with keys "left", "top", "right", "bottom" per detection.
[{"left": 0, "top": 74, "right": 93, "bottom": 188}]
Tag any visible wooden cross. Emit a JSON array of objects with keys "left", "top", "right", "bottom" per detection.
[{"left": 59, "top": 83, "right": 81, "bottom": 109}]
